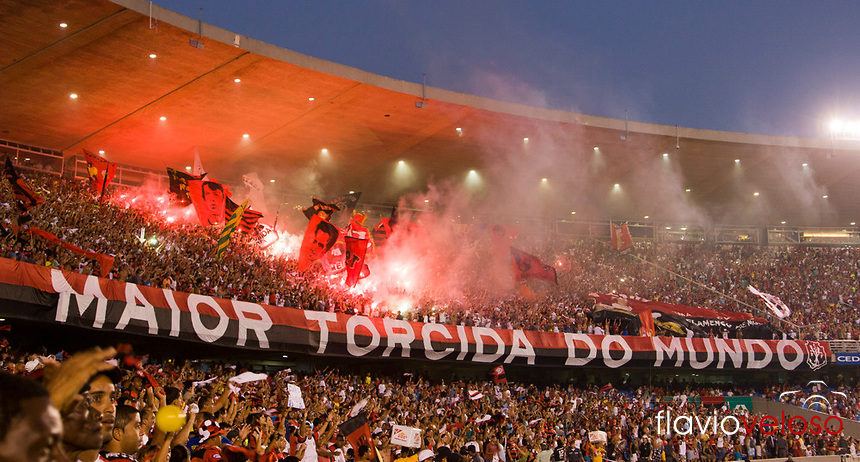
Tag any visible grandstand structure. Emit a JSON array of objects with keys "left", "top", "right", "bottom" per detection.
[{"left": 3, "top": 0, "right": 860, "bottom": 243}]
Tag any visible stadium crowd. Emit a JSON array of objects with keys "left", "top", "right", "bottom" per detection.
[
  {"left": 1, "top": 340, "right": 859, "bottom": 462},
  {"left": 0, "top": 170, "right": 859, "bottom": 341}
]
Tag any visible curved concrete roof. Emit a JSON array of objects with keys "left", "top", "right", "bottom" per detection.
[{"left": 2, "top": 0, "right": 860, "bottom": 227}]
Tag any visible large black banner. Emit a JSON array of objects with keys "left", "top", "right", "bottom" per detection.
[{"left": 0, "top": 259, "right": 832, "bottom": 371}]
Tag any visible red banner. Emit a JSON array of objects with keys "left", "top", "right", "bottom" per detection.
[
  {"left": 0, "top": 258, "right": 833, "bottom": 371},
  {"left": 26, "top": 227, "right": 114, "bottom": 275}
]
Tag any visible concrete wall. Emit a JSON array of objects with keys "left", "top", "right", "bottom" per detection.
[{"left": 755, "top": 456, "right": 858, "bottom": 462}]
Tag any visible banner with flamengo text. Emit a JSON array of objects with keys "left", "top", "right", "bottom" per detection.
[{"left": 0, "top": 259, "right": 832, "bottom": 371}]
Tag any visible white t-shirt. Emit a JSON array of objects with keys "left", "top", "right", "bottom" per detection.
[{"left": 300, "top": 436, "right": 318, "bottom": 462}]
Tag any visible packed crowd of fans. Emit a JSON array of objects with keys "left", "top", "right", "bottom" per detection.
[
  {"left": 1, "top": 339, "right": 859, "bottom": 462},
  {"left": 1, "top": 170, "right": 859, "bottom": 340}
]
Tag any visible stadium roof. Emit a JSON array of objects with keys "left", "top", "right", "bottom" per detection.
[{"left": 2, "top": 0, "right": 860, "bottom": 227}]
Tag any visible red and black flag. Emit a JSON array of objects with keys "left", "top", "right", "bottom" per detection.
[
  {"left": 510, "top": 247, "right": 557, "bottom": 285},
  {"left": 4, "top": 157, "right": 43, "bottom": 224},
  {"left": 339, "top": 413, "right": 380, "bottom": 462},
  {"left": 490, "top": 365, "right": 507, "bottom": 384},
  {"left": 610, "top": 222, "right": 634, "bottom": 251},
  {"left": 298, "top": 214, "right": 339, "bottom": 271},
  {"left": 302, "top": 197, "right": 340, "bottom": 220},
  {"left": 188, "top": 179, "right": 229, "bottom": 226},
  {"left": 344, "top": 235, "right": 369, "bottom": 287},
  {"left": 372, "top": 218, "right": 393, "bottom": 249},
  {"left": 372, "top": 206, "right": 398, "bottom": 249},
  {"left": 166, "top": 167, "right": 201, "bottom": 206},
  {"left": 600, "top": 383, "right": 613, "bottom": 393},
  {"left": 83, "top": 150, "right": 117, "bottom": 201},
  {"left": 226, "top": 198, "right": 264, "bottom": 233}
]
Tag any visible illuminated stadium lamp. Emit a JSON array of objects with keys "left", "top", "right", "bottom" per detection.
[
  {"left": 398, "top": 160, "right": 405, "bottom": 165},
  {"left": 594, "top": 147, "right": 599, "bottom": 151},
  {"left": 823, "top": 195, "right": 829, "bottom": 199},
  {"left": 24, "top": 158, "right": 29, "bottom": 161},
  {"left": 735, "top": 159, "right": 740, "bottom": 163},
  {"left": 644, "top": 215, "right": 649, "bottom": 219},
  {"left": 571, "top": 211, "right": 576, "bottom": 215},
  {"left": 681, "top": 227, "right": 687, "bottom": 231},
  {"left": 234, "top": 78, "right": 241, "bottom": 83},
  {"left": 662, "top": 153, "right": 668, "bottom": 158},
  {"left": 465, "top": 170, "right": 481, "bottom": 190},
  {"left": 69, "top": 93, "right": 78, "bottom": 99},
  {"left": 98, "top": 150, "right": 105, "bottom": 154},
  {"left": 269, "top": 179, "right": 275, "bottom": 183},
  {"left": 149, "top": 53, "right": 157, "bottom": 59},
  {"left": 753, "top": 192, "right": 760, "bottom": 196},
  {"left": 523, "top": 138, "right": 529, "bottom": 142},
  {"left": 665, "top": 227, "right": 671, "bottom": 230},
  {"left": 830, "top": 119, "right": 845, "bottom": 133},
  {"left": 851, "top": 222, "right": 856, "bottom": 226},
  {"left": 830, "top": 119, "right": 860, "bottom": 139},
  {"left": 321, "top": 148, "right": 329, "bottom": 155},
  {"left": 349, "top": 190, "right": 354, "bottom": 194},
  {"left": 541, "top": 178, "right": 548, "bottom": 183},
  {"left": 781, "top": 221, "right": 786, "bottom": 225},
  {"left": 308, "top": 97, "right": 315, "bottom": 102},
  {"left": 60, "top": 22, "right": 68, "bottom": 28},
  {"left": 456, "top": 127, "right": 462, "bottom": 133},
  {"left": 424, "top": 199, "right": 429, "bottom": 203},
  {"left": 242, "top": 133, "right": 250, "bottom": 139},
  {"left": 185, "top": 166, "right": 191, "bottom": 171},
  {"left": 159, "top": 116, "right": 166, "bottom": 121},
  {"left": 685, "top": 188, "right": 691, "bottom": 192}
]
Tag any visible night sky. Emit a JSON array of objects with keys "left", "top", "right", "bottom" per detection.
[{"left": 157, "top": 1, "right": 860, "bottom": 139}]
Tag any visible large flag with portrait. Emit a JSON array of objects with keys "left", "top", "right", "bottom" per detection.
[
  {"left": 188, "top": 179, "right": 229, "bottom": 226},
  {"left": 298, "top": 214, "right": 339, "bottom": 271}
]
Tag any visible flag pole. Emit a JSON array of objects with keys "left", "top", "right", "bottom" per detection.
[
  {"left": 272, "top": 203, "right": 281, "bottom": 232},
  {"left": 98, "top": 170, "right": 109, "bottom": 203}
]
